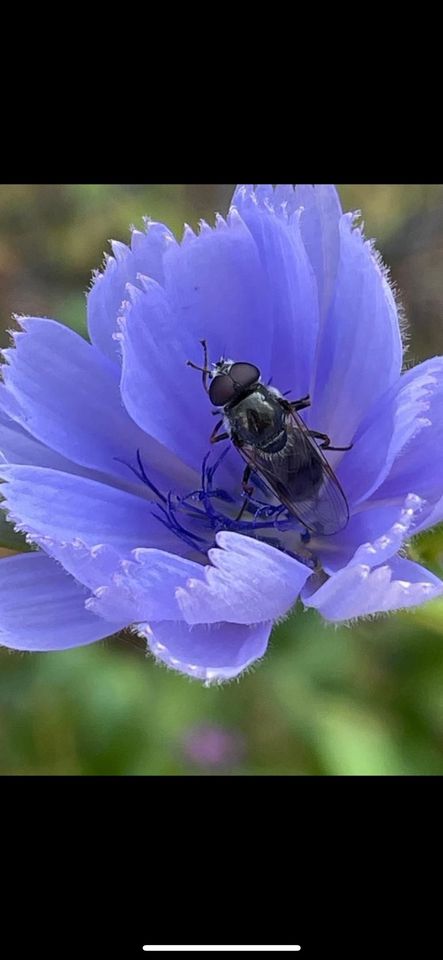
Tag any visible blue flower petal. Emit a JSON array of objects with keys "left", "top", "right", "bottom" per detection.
[
  {"left": 87, "top": 548, "right": 203, "bottom": 623},
  {"left": 229, "top": 187, "right": 319, "bottom": 397},
  {"left": 138, "top": 618, "right": 272, "bottom": 683},
  {"left": 87, "top": 221, "right": 176, "bottom": 363},
  {"left": 39, "top": 541, "right": 124, "bottom": 592},
  {"left": 176, "top": 530, "right": 312, "bottom": 625},
  {"left": 309, "top": 214, "right": 403, "bottom": 447},
  {"left": 0, "top": 391, "right": 90, "bottom": 474},
  {"left": 337, "top": 357, "right": 443, "bottom": 506},
  {"left": 293, "top": 185, "right": 343, "bottom": 318},
  {"left": 0, "top": 552, "right": 126, "bottom": 651},
  {"left": 414, "top": 494, "right": 443, "bottom": 534},
  {"left": 0, "top": 465, "right": 182, "bottom": 569},
  {"left": 87, "top": 533, "right": 312, "bottom": 629},
  {"left": 304, "top": 555, "right": 443, "bottom": 622},
  {"left": 1, "top": 317, "right": 195, "bottom": 493},
  {"left": 270, "top": 184, "right": 343, "bottom": 321},
  {"left": 373, "top": 356, "right": 443, "bottom": 525},
  {"left": 117, "top": 279, "right": 214, "bottom": 473},
  {"left": 317, "top": 493, "right": 425, "bottom": 575},
  {"left": 162, "top": 210, "right": 274, "bottom": 380}
]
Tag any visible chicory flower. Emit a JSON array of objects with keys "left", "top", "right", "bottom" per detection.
[{"left": 1, "top": 184, "right": 442, "bottom": 683}]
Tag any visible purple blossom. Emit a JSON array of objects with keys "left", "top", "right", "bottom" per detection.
[
  {"left": 182, "top": 725, "right": 245, "bottom": 770},
  {"left": 0, "top": 184, "right": 442, "bottom": 683}
]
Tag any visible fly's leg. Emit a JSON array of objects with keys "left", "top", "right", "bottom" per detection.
[
  {"left": 278, "top": 395, "right": 311, "bottom": 412},
  {"left": 210, "top": 416, "right": 230, "bottom": 445},
  {"left": 210, "top": 419, "right": 230, "bottom": 445},
  {"left": 235, "top": 465, "right": 253, "bottom": 522},
  {"left": 186, "top": 339, "right": 212, "bottom": 394},
  {"left": 309, "top": 430, "right": 353, "bottom": 452},
  {"left": 210, "top": 419, "right": 224, "bottom": 443},
  {"left": 291, "top": 394, "right": 311, "bottom": 412},
  {"left": 241, "top": 464, "right": 253, "bottom": 496}
]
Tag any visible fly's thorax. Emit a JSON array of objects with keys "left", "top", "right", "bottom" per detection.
[{"left": 226, "top": 385, "right": 287, "bottom": 451}]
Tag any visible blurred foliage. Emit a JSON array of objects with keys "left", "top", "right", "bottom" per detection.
[
  {"left": 0, "top": 184, "right": 443, "bottom": 776},
  {"left": 0, "top": 511, "right": 31, "bottom": 553}
]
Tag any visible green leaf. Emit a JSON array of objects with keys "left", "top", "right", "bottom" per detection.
[{"left": 0, "top": 511, "right": 33, "bottom": 552}]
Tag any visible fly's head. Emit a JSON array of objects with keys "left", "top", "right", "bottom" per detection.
[{"left": 209, "top": 361, "right": 261, "bottom": 408}]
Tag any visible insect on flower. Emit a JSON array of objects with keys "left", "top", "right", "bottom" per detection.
[{"left": 187, "top": 339, "right": 352, "bottom": 536}]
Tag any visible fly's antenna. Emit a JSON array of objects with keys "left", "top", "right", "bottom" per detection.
[{"left": 186, "top": 339, "right": 211, "bottom": 394}]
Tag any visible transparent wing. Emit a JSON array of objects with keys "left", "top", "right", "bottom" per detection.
[{"left": 235, "top": 409, "right": 349, "bottom": 536}]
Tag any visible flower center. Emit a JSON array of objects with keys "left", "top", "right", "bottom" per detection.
[{"left": 125, "top": 447, "right": 317, "bottom": 569}]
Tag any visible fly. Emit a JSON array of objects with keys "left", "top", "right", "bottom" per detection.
[{"left": 187, "top": 340, "right": 352, "bottom": 536}]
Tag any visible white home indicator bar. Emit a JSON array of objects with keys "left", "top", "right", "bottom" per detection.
[{"left": 142, "top": 948, "right": 301, "bottom": 953}]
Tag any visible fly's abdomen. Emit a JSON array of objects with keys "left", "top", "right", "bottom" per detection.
[{"left": 282, "top": 453, "right": 324, "bottom": 499}]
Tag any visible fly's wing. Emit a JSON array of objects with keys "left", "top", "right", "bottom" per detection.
[{"left": 236, "top": 410, "right": 349, "bottom": 536}]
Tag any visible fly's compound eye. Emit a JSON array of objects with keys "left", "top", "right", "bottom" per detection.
[
  {"left": 229, "top": 362, "right": 260, "bottom": 388},
  {"left": 209, "top": 374, "right": 237, "bottom": 406}
]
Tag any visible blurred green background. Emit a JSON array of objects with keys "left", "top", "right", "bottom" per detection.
[{"left": 1, "top": 184, "right": 443, "bottom": 776}]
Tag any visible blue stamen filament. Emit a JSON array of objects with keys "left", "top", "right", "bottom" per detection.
[{"left": 114, "top": 450, "right": 167, "bottom": 502}]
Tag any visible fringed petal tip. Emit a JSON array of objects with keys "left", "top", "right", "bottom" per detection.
[{"left": 304, "top": 554, "right": 443, "bottom": 623}]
